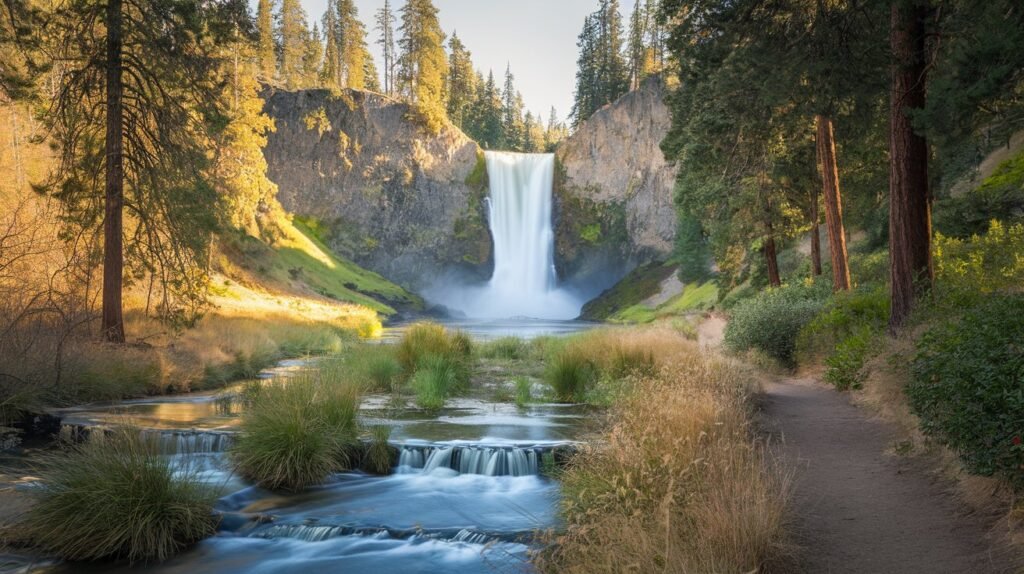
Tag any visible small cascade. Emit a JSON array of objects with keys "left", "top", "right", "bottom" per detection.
[
  {"left": 396, "top": 444, "right": 542, "bottom": 477},
  {"left": 244, "top": 522, "right": 514, "bottom": 546},
  {"left": 59, "top": 424, "right": 234, "bottom": 455}
]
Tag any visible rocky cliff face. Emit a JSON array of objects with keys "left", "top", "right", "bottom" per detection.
[
  {"left": 261, "top": 80, "right": 678, "bottom": 299},
  {"left": 554, "top": 77, "right": 679, "bottom": 294},
  {"left": 262, "top": 88, "right": 491, "bottom": 290}
]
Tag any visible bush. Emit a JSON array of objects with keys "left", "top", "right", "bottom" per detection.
[
  {"left": 796, "top": 286, "right": 889, "bottom": 389},
  {"left": 822, "top": 328, "right": 878, "bottom": 391},
  {"left": 231, "top": 370, "right": 360, "bottom": 491},
  {"left": 410, "top": 355, "right": 460, "bottom": 410},
  {"left": 545, "top": 350, "right": 596, "bottom": 403},
  {"left": 907, "top": 295, "right": 1024, "bottom": 489},
  {"left": 724, "top": 281, "right": 831, "bottom": 367},
  {"left": 11, "top": 428, "right": 217, "bottom": 562},
  {"left": 933, "top": 220, "right": 1024, "bottom": 304}
]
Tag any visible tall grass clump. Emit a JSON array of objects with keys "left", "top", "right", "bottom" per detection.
[
  {"left": 231, "top": 369, "right": 360, "bottom": 491},
  {"left": 345, "top": 345, "right": 403, "bottom": 392},
  {"left": 514, "top": 376, "right": 532, "bottom": 407},
  {"left": 362, "top": 425, "right": 394, "bottom": 475},
  {"left": 478, "top": 336, "right": 528, "bottom": 360},
  {"left": 545, "top": 351, "right": 596, "bottom": 403},
  {"left": 543, "top": 329, "right": 664, "bottom": 404},
  {"left": 536, "top": 329, "right": 789, "bottom": 573},
  {"left": 411, "top": 355, "right": 460, "bottom": 410},
  {"left": 8, "top": 428, "right": 217, "bottom": 563}
]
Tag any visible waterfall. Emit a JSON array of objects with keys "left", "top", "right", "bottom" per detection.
[{"left": 429, "top": 151, "right": 583, "bottom": 320}]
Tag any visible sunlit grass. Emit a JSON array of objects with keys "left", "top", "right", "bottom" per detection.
[{"left": 536, "top": 328, "right": 790, "bottom": 573}]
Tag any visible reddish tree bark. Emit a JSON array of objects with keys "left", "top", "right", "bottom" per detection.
[
  {"left": 809, "top": 185, "right": 822, "bottom": 277},
  {"left": 888, "top": 0, "right": 933, "bottom": 332},
  {"left": 815, "top": 114, "right": 851, "bottom": 291},
  {"left": 102, "top": 0, "right": 126, "bottom": 343}
]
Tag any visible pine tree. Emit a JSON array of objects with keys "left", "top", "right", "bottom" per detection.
[
  {"left": 40, "top": 0, "right": 247, "bottom": 340},
  {"left": 304, "top": 23, "right": 323, "bottom": 87},
  {"left": 627, "top": 0, "right": 647, "bottom": 89},
  {"left": 321, "top": 8, "right": 339, "bottom": 87},
  {"left": 502, "top": 65, "right": 524, "bottom": 149},
  {"left": 397, "top": 0, "right": 448, "bottom": 132},
  {"left": 212, "top": 37, "right": 279, "bottom": 234},
  {"left": 467, "top": 70, "right": 503, "bottom": 149},
  {"left": 446, "top": 32, "right": 475, "bottom": 129},
  {"left": 256, "top": 0, "right": 276, "bottom": 81},
  {"left": 375, "top": 0, "right": 397, "bottom": 95},
  {"left": 571, "top": 1, "right": 629, "bottom": 127},
  {"left": 278, "top": 0, "right": 309, "bottom": 89},
  {"left": 888, "top": 0, "right": 933, "bottom": 331}
]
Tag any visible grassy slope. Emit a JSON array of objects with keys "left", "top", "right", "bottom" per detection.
[
  {"left": 609, "top": 280, "right": 717, "bottom": 323},
  {"left": 218, "top": 216, "right": 421, "bottom": 316},
  {"left": 580, "top": 261, "right": 717, "bottom": 323}
]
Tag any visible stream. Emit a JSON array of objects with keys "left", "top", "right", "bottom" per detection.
[{"left": 4, "top": 320, "right": 595, "bottom": 574}]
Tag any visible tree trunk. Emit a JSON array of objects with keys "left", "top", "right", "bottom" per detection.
[
  {"left": 815, "top": 114, "right": 851, "bottom": 291},
  {"left": 102, "top": 0, "right": 126, "bottom": 344},
  {"left": 809, "top": 186, "right": 822, "bottom": 277},
  {"left": 764, "top": 236, "right": 781, "bottom": 288},
  {"left": 763, "top": 195, "right": 781, "bottom": 287},
  {"left": 888, "top": 1, "right": 933, "bottom": 332}
]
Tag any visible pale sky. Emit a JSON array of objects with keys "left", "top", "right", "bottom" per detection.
[{"left": 267, "top": 0, "right": 642, "bottom": 123}]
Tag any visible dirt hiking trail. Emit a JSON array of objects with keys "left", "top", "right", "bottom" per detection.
[
  {"left": 696, "top": 314, "right": 1016, "bottom": 573},
  {"left": 763, "top": 377, "right": 1018, "bottom": 573}
]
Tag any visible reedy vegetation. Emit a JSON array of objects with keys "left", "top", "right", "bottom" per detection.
[{"left": 537, "top": 328, "right": 788, "bottom": 573}]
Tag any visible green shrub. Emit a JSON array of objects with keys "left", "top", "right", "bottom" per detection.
[
  {"left": 724, "top": 281, "right": 831, "bottom": 367},
  {"left": 12, "top": 428, "right": 217, "bottom": 562},
  {"left": 545, "top": 351, "right": 597, "bottom": 403},
  {"left": 411, "top": 355, "right": 459, "bottom": 410},
  {"left": 231, "top": 371, "right": 360, "bottom": 491},
  {"left": 934, "top": 220, "right": 1024, "bottom": 304},
  {"left": 478, "top": 337, "right": 528, "bottom": 360},
  {"left": 907, "top": 295, "right": 1024, "bottom": 489},
  {"left": 823, "top": 328, "right": 878, "bottom": 391}
]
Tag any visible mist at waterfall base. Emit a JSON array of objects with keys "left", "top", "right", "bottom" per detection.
[{"left": 426, "top": 152, "right": 585, "bottom": 321}]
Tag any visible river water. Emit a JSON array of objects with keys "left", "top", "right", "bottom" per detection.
[{"left": 6, "top": 338, "right": 594, "bottom": 573}]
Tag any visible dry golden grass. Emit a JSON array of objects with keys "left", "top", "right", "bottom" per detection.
[{"left": 537, "top": 328, "right": 790, "bottom": 573}]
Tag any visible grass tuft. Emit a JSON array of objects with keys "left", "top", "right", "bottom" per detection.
[
  {"left": 411, "top": 355, "right": 460, "bottom": 410},
  {"left": 363, "top": 425, "right": 394, "bottom": 475},
  {"left": 8, "top": 428, "right": 217, "bottom": 563},
  {"left": 230, "top": 368, "right": 360, "bottom": 491}
]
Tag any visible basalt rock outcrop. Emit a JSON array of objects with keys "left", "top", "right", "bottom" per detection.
[
  {"left": 262, "top": 88, "right": 491, "bottom": 290},
  {"left": 553, "top": 77, "right": 678, "bottom": 295}
]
